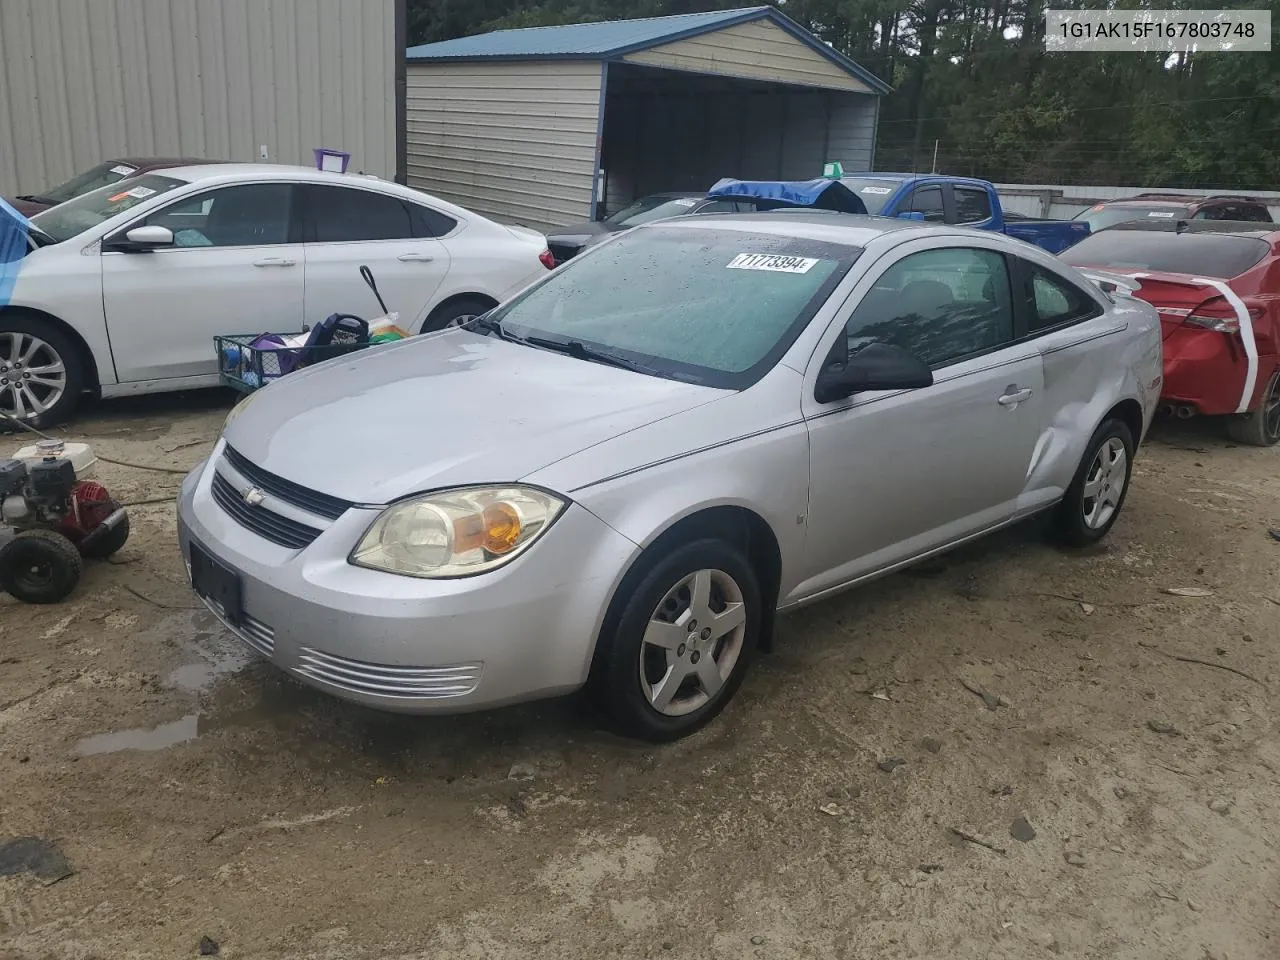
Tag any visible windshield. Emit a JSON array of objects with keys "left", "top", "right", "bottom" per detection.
[
  {"left": 605, "top": 196, "right": 702, "bottom": 228},
  {"left": 486, "top": 227, "right": 858, "bottom": 389},
  {"left": 1061, "top": 230, "right": 1270, "bottom": 280},
  {"left": 838, "top": 179, "right": 902, "bottom": 215},
  {"left": 30, "top": 175, "right": 187, "bottom": 243},
  {"left": 35, "top": 161, "right": 141, "bottom": 206},
  {"left": 1074, "top": 204, "right": 1185, "bottom": 232}
]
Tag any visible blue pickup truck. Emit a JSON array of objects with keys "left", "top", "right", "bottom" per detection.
[{"left": 708, "top": 173, "right": 1089, "bottom": 254}]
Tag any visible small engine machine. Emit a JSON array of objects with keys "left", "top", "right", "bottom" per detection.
[{"left": 0, "top": 439, "right": 130, "bottom": 604}]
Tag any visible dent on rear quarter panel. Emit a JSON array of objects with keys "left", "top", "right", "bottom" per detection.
[{"left": 1025, "top": 300, "right": 1158, "bottom": 499}]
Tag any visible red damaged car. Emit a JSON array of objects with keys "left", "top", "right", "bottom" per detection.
[{"left": 1062, "top": 219, "right": 1280, "bottom": 445}]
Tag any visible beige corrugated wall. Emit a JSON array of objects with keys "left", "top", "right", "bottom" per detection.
[
  {"left": 405, "top": 60, "right": 602, "bottom": 231},
  {"left": 624, "top": 20, "right": 874, "bottom": 93},
  {"left": 0, "top": 0, "right": 396, "bottom": 196}
]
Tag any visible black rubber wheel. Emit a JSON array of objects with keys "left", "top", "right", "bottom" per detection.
[
  {"left": 591, "top": 538, "right": 760, "bottom": 742},
  {"left": 0, "top": 316, "right": 85, "bottom": 430},
  {"left": 79, "top": 508, "right": 130, "bottom": 560},
  {"left": 1225, "top": 368, "right": 1280, "bottom": 447},
  {"left": 1055, "top": 418, "right": 1135, "bottom": 547},
  {"left": 420, "top": 297, "right": 495, "bottom": 333},
  {"left": 0, "top": 529, "right": 83, "bottom": 604}
]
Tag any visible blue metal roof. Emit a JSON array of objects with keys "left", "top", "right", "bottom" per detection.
[{"left": 406, "top": 6, "right": 891, "bottom": 95}]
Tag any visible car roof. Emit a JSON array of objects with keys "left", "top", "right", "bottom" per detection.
[
  {"left": 643, "top": 209, "right": 988, "bottom": 246},
  {"left": 117, "top": 157, "right": 224, "bottom": 168},
  {"left": 1104, "top": 219, "right": 1280, "bottom": 241},
  {"left": 1102, "top": 194, "right": 1263, "bottom": 207},
  {"left": 144, "top": 163, "right": 484, "bottom": 224}
]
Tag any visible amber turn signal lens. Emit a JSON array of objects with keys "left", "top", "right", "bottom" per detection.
[{"left": 451, "top": 502, "right": 523, "bottom": 555}]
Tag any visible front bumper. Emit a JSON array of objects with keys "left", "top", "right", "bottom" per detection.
[{"left": 175, "top": 447, "right": 638, "bottom": 714}]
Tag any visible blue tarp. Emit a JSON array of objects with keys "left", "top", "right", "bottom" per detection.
[
  {"left": 708, "top": 178, "right": 869, "bottom": 215},
  {"left": 0, "top": 196, "right": 29, "bottom": 307}
]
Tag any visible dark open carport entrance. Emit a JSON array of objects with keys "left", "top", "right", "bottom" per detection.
[{"left": 598, "top": 62, "right": 879, "bottom": 218}]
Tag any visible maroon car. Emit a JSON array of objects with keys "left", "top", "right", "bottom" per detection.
[
  {"left": 5, "top": 157, "right": 217, "bottom": 216},
  {"left": 1073, "top": 193, "right": 1274, "bottom": 234}
]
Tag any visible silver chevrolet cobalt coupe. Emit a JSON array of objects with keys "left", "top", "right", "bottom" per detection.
[{"left": 179, "top": 213, "right": 1162, "bottom": 741}]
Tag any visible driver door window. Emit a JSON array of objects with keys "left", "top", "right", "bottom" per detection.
[
  {"left": 845, "top": 247, "right": 1015, "bottom": 367},
  {"left": 143, "top": 184, "right": 294, "bottom": 247}
]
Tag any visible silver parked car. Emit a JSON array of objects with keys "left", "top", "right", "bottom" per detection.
[{"left": 178, "top": 213, "right": 1162, "bottom": 741}]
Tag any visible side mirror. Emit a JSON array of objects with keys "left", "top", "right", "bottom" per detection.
[
  {"left": 814, "top": 341, "right": 933, "bottom": 404},
  {"left": 107, "top": 225, "right": 174, "bottom": 252},
  {"left": 897, "top": 211, "right": 926, "bottom": 222}
]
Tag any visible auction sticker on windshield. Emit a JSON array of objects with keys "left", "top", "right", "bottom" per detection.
[
  {"left": 727, "top": 253, "right": 819, "bottom": 273},
  {"left": 860, "top": 186, "right": 893, "bottom": 195}
]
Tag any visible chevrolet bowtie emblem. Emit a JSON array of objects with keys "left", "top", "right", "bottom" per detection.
[{"left": 242, "top": 486, "right": 265, "bottom": 506}]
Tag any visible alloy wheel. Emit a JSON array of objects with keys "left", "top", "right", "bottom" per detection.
[
  {"left": 0, "top": 332, "right": 67, "bottom": 420},
  {"left": 1263, "top": 373, "right": 1280, "bottom": 443},
  {"left": 638, "top": 568, "right": 747, "bottom": 717},
  {"left": 1081, "top": 436, "right": 1127, "bottom": 530}
]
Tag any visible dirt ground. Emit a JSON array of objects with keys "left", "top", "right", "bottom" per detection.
[{"left": 1, "top": 392, "right": 1278, "bottom": 960}]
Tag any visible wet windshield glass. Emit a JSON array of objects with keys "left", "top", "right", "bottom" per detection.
[
  {"left": 1061, "top": 230, "right": 1270, "bottom": 280},
  {"left": 486, "top": 226, "right": 858, "bottom": 388},
  {"left": 837, "top": 179, "right": 902, "bottom": 215},
  {"left": 30, "top": 175, "right": 187, "bottom": 243},
  {"left": 38, "top": 161, "right": 139, "bottom": 205},
  {"left": 1074, "top": 205, "right": 1185, "bottom": 232},
  {"left": 606, "top": 196, "right": 702, "bottom": 227}
]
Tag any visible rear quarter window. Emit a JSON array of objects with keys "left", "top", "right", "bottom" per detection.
[{"left": 1060, "top": 231, "right": 1270, "bottom": 280}]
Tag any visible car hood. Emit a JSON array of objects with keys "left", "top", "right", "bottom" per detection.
[{"left": 222, "top": 331, "right": 725, "bottom": 504}]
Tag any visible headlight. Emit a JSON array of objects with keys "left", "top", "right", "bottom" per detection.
[{"left": 349, "top": 486, "right": 566, "bottom": 579}]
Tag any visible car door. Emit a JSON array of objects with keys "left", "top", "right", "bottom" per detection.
[
  {"left": 799, "top": 241, "right": 1045, "bottom": 596},
  {"left": 950, "top": 184, "right": 995, "bottom": 228},
  {"left": 1007, "top": 255, "right": 1117, "bottom": 512},
  {"left": 298, "top": 184, "right": 450, "bottom": 329},
  {"left": 904, "top": 185, "right": 946, "bottom": 223},
  {"left": 100, "top": 181, "right": 304, "bottom": 383}
]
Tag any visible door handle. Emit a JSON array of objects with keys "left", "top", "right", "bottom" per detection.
[
  {"left": 253, "top": 257, "right": 296, "bottom": 267},
  {"left": 397, "top": 253, "right": 435, "bottom": 263},
  {"left": 998, "top": 387, "right": 1034, "bottom": 406}
]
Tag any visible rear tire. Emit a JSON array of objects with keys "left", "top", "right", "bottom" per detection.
[
  {"left": 0, "top": 317, "right": 85, "bottom": 430},
  {"left": 1055, "top": 418, "right": 1135, "bottom": 547},
  {"left": 420, "top": 297, "right": 495, "bottom": 334},
  {"left": 591, "top": 539, "right": 760, "bottom": 742},
  {"left": 1225, "top": 369, "right": 1280, "bottom": 447},
  {"left": 0, "top": 530, "right": 83, "bottom": 604}
]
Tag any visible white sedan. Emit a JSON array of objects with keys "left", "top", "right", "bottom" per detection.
[{"left": 1, "top": 164, "right": 552, "bottom": 425}]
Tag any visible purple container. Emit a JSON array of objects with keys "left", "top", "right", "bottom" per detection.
[{"left": 313, "top": 148, "right": 350, "bottom": 173}]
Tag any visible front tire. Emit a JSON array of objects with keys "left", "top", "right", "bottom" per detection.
[
  {"left": 421, "top": 297, "right": 495, "bottom": 334},
  {"left": 0, "top": 318, "right": 85, "bottom": 429},
  {"left": 0, "top": 530, "right": 83, "bottom": 604},
  {"left": 592, "top": 539, "right": 760, "bottom": 742},
  {"left": 1225, "top": 368, "right": 1280, "bottom": 447},
  {"left": 1055, "top": 418, "right": 1135, "bottom": 547}
]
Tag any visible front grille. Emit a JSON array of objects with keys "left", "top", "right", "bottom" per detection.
[
  {"left": 211, "top": 472, "right": 322, "bottom": 549},
  {"left": 294, "top": 647, "right": 482, "bottom": 700},
  {"left": 222, "top": 446, "right": 351, "bottom": 520},
  {"left": 237, "top": 614, "right": 275, "bottom": 658}
]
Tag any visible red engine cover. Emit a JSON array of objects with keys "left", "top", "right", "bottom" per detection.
[{"left": 58, "top": 480, "right": 119, "bottom": 542}]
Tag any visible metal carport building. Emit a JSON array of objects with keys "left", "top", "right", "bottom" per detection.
[{"left": 405, "top": 6, "right": 890, "bottom": 231}]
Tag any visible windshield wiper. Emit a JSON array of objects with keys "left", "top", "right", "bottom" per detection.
[
  {"left": 465, "top": 313, "right": 521, "bottom": 342},
  {"left": 517, "top": 335, "right": 659, "bottom": 375}
]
